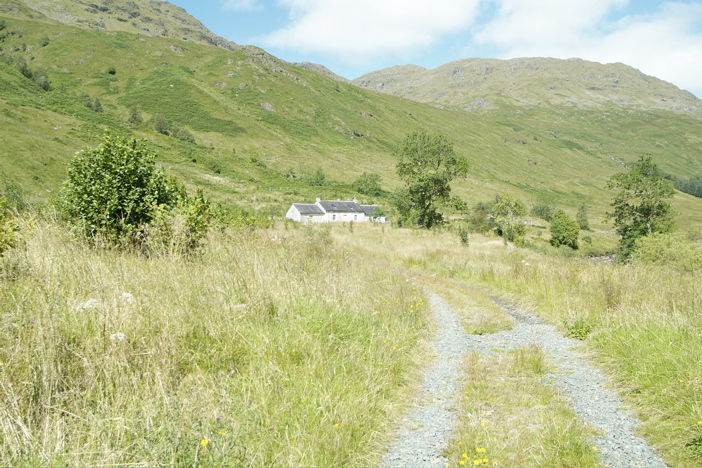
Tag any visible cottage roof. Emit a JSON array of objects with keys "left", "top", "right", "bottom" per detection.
[
  {"left": 293, "top": 203, "right": 325, "bottom": 215},
  {"left": 360, "top": 205, "right": 376, "bottom": 216},
  {"left": 318, "top": 200, "right": 365, "bottom": 213}
]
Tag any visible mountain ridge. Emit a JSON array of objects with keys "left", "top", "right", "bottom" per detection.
[
  {"left": 352, "top": 57, "right": 699, "bottom": 114},
  {"left": 1, "top": 0, "right": 701, "bottom": 231},
  {"left": 1, "top": 0, "right": 238, "bottom": 50}
]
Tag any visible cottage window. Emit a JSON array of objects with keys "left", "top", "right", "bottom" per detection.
[
  {"left": 332, "top": 214, "right": 336, "bottom": 221},
  {"left": 354, "top": 215, "right": 358, "bottom": 220}
]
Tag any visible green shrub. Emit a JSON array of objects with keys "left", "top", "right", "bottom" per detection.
[
  {"left": 144, "top": 190, "right": 212, "bottom": 255},
  {"left": 577, "top": 204, "right": 590, "bottom": 230},
  {"left": 58, "top": 134, "right": 209, "bottom": 249},
  {"left": 352, "top": 172, "right": 383, "bottom": 196},
  {"left": 457, "top": 225, "right": 470, "bottom": 246},
  {"left": 467, "top": 201, "right": 494, "bottom": 234},
  {"left": 631, "top": 233, "right": 702, "bottom": 272},
  {"left": 127, "top": 105, "right": 143, "bottom": 127},
  {"left": 302, "top": 168, "right": 328, "bottom": 186},
  {"left": 492, "top": 194, "right": 526, "bottom": 243},
  {"left": 530, "top": 201, "right": 556, "bottom": 221},
  {"left": 550, "top": 210, "right": 579, "bottom": 249}
]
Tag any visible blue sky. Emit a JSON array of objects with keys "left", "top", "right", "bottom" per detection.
[{"left": 167, "top": 0, "right": 702, "bottom": 97}]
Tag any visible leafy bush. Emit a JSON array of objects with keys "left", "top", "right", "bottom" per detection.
[
  {"left": 352, "top": 172, "right": 383, "bottom": 196},
  {"left": 302, "top": 168, "right": 328, "bottom": 186},
  {"left": 665, "top": 174, "right": 702, "bottom": 198},
  {"left": 127, "top": 105, "right": 143, "bottom": 126},
  {"left": 530, "top": 201, "right": 556, "bottom": 221},
  {"left": 0, "top": 53, "right": 51, "bottom": 90},
  {"left": 153, "top": 114, "right": 196, "bottom": 143},
  {"left": 491, "top": 194, "right": 526, "bottom": 243},
  {"left": 550, "top": 210, "right": 579, "bottom": 249},
  {"left": 144, "top": 190, "right": 212, "bottom": 255},
  {"left": 577, "top": 204, "right": 590, "bottom": 230},
  {"left": 154, "top": 114, "right": 169, "bottom": 135},
  {"left": 467, "top": 201, "right": 495, "bottom": 234},
  {"left": 58, "top": 135, "right": 210, "bottom": 249},
  {"left": 81, "top": 94, "right": 103, "bottom": 112},
  {"left": 631, "top": 233, "right": 702, "bottom": 272}
]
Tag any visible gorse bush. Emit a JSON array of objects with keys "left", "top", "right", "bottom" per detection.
[{"left": 58, "top": 135, "right": 210, "bottom": 250}]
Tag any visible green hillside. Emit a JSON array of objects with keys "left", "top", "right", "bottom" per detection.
[{"left": 1, "top": 2, "right": 701, "bottom": 231}]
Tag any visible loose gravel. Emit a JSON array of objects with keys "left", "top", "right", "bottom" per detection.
[{"left": 379, "top": 291, "right": 668, "bottom": 468}]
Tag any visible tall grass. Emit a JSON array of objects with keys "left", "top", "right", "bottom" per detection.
[
  {"left": 0, "top": 220, "right": 429, "bottom": 466},
  {"left": 445, "top": 349, "right": 597, "bottom": 468},
  {"left": 336, "top": 225, "right": 701, "bottom": 466}
]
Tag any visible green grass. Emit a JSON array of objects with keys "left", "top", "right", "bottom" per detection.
[
  {"left": 334, "top": 225, "right": 701, "bottom": 467},
  {"left": 2, "top": 14, "right": 702, "bottom": 229},
  {"left": 444, "top": 350, "right": 598, "bottom": 468},
  {"left": 0, "top": 220, "right": 430, "bottom": 466}
]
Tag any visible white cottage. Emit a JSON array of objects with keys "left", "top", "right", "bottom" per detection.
[{"left": 286, "top": 198, "right": 386, "bottom": 223}]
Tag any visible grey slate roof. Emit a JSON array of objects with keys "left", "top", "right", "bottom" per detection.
[
  {"left": 293, "top": 203, "right": 325, "bottom": 215},
  {"left": 360, "top": 205, "right": 376, "bottom": 216},
  {"left": 318, "top": 200, "right": 365, "bottom": 213}
]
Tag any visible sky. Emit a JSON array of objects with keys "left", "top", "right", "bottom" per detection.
[{"left": 167, "top": 0, "right": 702, "bottom": 97}]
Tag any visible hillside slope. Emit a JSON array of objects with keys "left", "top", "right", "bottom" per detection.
[
  {"left": 353, "top": 58, "right": 700, "bottom": 114},
  {"left": 1, "top": 0, "right": 237, "bottom": 49},
  {"left": 1, "top": 1, "right": 701, "bottom": 231}
]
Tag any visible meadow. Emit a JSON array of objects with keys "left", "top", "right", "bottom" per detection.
[
  {"left": 0, "top": 217, "right": 430, "bottom": 467},
  {"left": 2, "top": 217, "right": 700, "bottom": 466},
  {"left": 335, "top": 224, "right": 702, "bottom": 467}
]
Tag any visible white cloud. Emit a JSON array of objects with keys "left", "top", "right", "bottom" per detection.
[
  {"left": 474, "top": 0, "right": 628, "bottom": 50},
  {"left": 475, "top": 0, "right": 702, "bottom": 95},
  {"left": 259, "top": 0, "right": 482, "bottom": 61},
  {"left": 221, "top": 0, "right": 261, "bottom": 11}
]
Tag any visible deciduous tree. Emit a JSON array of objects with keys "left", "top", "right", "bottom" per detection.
[
  {"left": 394, "top": 130, "right": 468, "bottom": 228},
  {"left": 605, "top": 156, "right": 675, "bottom": 257}
]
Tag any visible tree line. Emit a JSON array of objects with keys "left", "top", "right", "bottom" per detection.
[{"left": 389, "top": 130, "right": 676, "bottom": 259}]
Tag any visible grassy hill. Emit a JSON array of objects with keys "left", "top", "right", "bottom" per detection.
[
  {"left": 1, "top": 1, "right": 701, "bottom": 233},
  {"left": 352, "top": 57, "right": 700, "bottom": 114}
]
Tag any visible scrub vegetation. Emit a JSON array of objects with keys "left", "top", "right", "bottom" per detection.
[{"left": 1, "top": 2, "right": 702, "bottom": 466}]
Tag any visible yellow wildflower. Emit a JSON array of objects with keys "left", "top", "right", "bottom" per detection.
[{"left": 200, "top": 438, "right": 208, "bottom": 447}]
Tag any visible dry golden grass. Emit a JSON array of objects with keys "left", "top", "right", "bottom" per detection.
[
  {"left": 336, "top": 223, "right": 702, "bottom": 467},
  {"left": 0, "top": 220, "right": 431, "bottom": 467},
  {"left": 445, "top": 349, "right": 598, "bottom": 468}
]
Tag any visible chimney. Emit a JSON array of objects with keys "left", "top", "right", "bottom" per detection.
[
  {"left": 315, "top": 197, "right": 321, "bottom": 203},
  {"left": 353, "top": 197, "right": 358, "bottom": 203}
]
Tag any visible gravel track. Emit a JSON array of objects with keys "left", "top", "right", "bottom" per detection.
[{"left": 379, "top": 291, "right": 667, "bottom": 468}]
